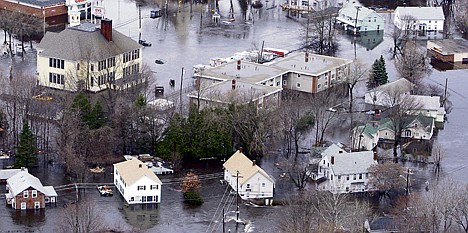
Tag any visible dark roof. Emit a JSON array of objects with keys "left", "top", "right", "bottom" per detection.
[
  {"left": 16, "top": 0, "right": 65, "bottom": 7},
  {"left": 38, "top": 23, "right": 142, "bottom": 61},
  {"left": 370, "top": 216, "right": 399, "bottom": 231}
]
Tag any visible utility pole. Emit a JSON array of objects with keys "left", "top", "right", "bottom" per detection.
[
  {"left": 138, "top": 4, "right": 142, "bottom": 42},
  {"left": 223, "top": 208, "right": 225, "bottom": 233},
  {"left": 405, "top": 168, "right": 410, "bottom": 196},
  {"left": 179, "top": 67, "right": 184, "bottom": 113},
  {"left": 236, "top": 170, "right": 241, "bottom": 226},
  {"left": 443, "top": 78, "right": 448, "bottom": 107}
]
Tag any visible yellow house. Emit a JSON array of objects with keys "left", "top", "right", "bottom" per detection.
[{"left": 36, "top": 19, "right": 143, "bottom": 92}]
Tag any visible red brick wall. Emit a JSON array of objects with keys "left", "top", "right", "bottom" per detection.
[
  {"left": 13, "top": 188, "right": 45, "bottom": 210},
  {"left": 0, "top": 1, "right": 67, "bottom": 18}
]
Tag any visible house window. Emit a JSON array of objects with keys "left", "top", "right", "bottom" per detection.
[
  {"left": 296, "top": 82, "right": 301, "bottom": 88},
  {"left": 107, "top": 57, "right": 116, "bottom": 67},
  {"left": 262, "top": 183, "right": 265, "bottom": 187},
  {"left": 359, "top": 174, "right": 362, "bottom": 179},
  {"left": 77, "top": 63, "right": 80, "bottom": 70},
  {"left": 318, "top": 84, "right": 322, "bottom": 89},
  {"left": 23, "top": 191, "right": 28, "bottom": 198},
  {"left": 49, "top": 58, "right": 64, "bottom": 69},
  {"left": 276, "top": 81, "right": 280, "bottom": 86},
  {"left": 429, "top": 20, "right": 431, "bottom": 23},
  {"left": 338, "top": 176, "right": 341, "bottom": 180},
  {"left": 346, "top": 176, "right": 350, "bottom": 180},
  {"left": 49, "top": 73, "right": 65, "bottom": 85},
  {"left": 34, "top": 202, "right": 40, "bottom": 209},
  {"left": 246, "top": 184, "right": 251, "bottom": 189},
  {"left": 331, "top": 175, "right": 333, "bottom": 181},
  {"left": 90, "top": 64, "right": 94, "bottom": 72},
  {"left": 151, "top": 185, "right": 159, "bottom": 190},
  {"left": 130, "top": 197, "right": 134, "bottom": 201},
  {"left": 137, "top": 185, "right": 146, "bottom": 190},
  {"left": 353, "top": 174, "right": 356, "bottom": 180},
  {"left": 32, "top": 190, "right": 37, "bottom": 198},
  {"left": 21, "top": 202, "right": 26, "bottom": 210}
]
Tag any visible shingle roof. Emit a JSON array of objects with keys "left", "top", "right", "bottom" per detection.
[
  {"left": 223, "top": 150, "right": 275, "bottom": 185},
  {"left": 338, "top": 2, "right": 379, "bottom": 21},
  {"left": 114, "top": 158, "right": 162, "bottom": 186},
  {"left": 405, "top": 114, "right": 434, "bottom": 129},
  {"left": 395, "top": 7, "right": 445, "bottom": 20},
  {"left": 322, "top": 144, "right": 376, "bottom": 175},
  {"left": 355, "top": 124, "right": 378, "bottom": 138},
  {"left": 14, "top": 0, "right": 65, "bottom": 7},
  {"left": 38, "top": 23, "right": 142, "bottom": 62},
  {"left": 0, "top": 168, "right": 28, "bottom": 180},
  {"left": 7, "top": 171, "right": 57, "bottom": 197},
  {"left": 378, "top": 118, "right": 395, "bottom": 131}
]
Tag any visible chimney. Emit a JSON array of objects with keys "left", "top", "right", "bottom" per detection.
[
  {"left": 101, "top": 18, "right": 113, "bottom": 42},
  {"left": 373, "top": 151, "right": 378, "bottom": 161},
  {"left": 237, "top": 60, "right": 241, "bottom": 70},
  {"left": 252, "top": 160, "right": 256, "bottom": 166},
  {"left": 339, "top": 150, "right": 343, "bottom": 154},
  {"left": 331, "top": 156, "right": 334, "bottom": 165},
  {"left": 305, "top": 52, "right": 309, "bottom": 62},
  {"left": 239, "top": 147, "right": 243, "bottom": 153},
  {"left": 231, "top": 79, "right": 236, "bottom": 90}
]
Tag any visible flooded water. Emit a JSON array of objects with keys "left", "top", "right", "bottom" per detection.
[{"left": 0, "top": 0, "right": 468, "bottom": 232}]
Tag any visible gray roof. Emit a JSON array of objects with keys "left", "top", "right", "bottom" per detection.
[
  {"left": 395, "top": 7, "right": 445, "bottom": 20},
  {"left": 7, "top": 171, "right": 57, "bottom": 197},
  {"left": 323, "top": 144, "right": 376, "bottom": 175},
  {"left": 14, "top": 0, "right": 65, "bottom": 7},
  {"left": 428, "top": 39, "right": 468, "bottom": 55},
  {"left": 0, "top": 168, "right": 28, "bottom": 180},
  {"left": 38, "top": 23, "right": 142, "bottom": 62},
  {"left": 188, "top": 79, "right": 281, "bottom": 104},
  {"left": 271, "top": 52, "right": 352, "bottom": 76},
  {"left": 338, "top": 2, "right": 380, "bottom": 21},
  {"left": 202, "top": 60, "right": 285, "bottom": 84}
]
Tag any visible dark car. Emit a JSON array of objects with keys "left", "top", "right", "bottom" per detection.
[{"left": 139, "top": 39, "right": 152, "bottom": 47}]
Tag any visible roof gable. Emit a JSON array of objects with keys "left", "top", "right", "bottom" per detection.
[
  {"left": 396, "top": 7, "right": 445, "bottom": 20},
  {"left": 223, "top": 150, "right": 274, "bottom": 185},
  {"left": 114, "top": 159, "right": 162, "bottom": 186},
  {"left": 7, "top": 171, "right": 56, "bottom": 196}
]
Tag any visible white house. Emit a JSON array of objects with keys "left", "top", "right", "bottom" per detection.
[
  {"left": 316, "top": 144, "right": 377, "bottom": 194},
  {"left": 377, "top": 118, "right": 395, "bottom": 141},
  {"left": 408, "top": 95, "right": 445, "bottom": 127},
  {"left": 401, "top": 115, "right": 435, "bottom": 140},
  {"left": 394, "top": 7, "right": 445, "bottom": 34},
  {"left": 114, "top": 158, "right": 162, "bottom": 204},
  {"left": 352, "top": 124, "right": 379, "bottom": 151},
  {"left": 37, "top": 19, "right": 143, "bottom": 92},
  {"left": 364, "top": 78, "right": 414, "bottom": 106},
  {"left": 335, "top": 2, "right": 385, "bottom": 33},
  {"left": 223, "top": 150, "right": 275, "bottom": 203}
]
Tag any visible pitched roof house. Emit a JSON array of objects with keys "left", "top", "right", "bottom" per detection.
[
  {"left": 352, "top": 124, "right": 379, "bottom": 151},
  {"left": 364, "top": 78, "right": 415, "bottom": 106},
  {"left": 5, "top": 170, "right": 57, "bottom": 210},
  {"left": 114, "top": 158, "right": 162, "bottom": 204},
  {"left": 317, "top": 144, "right": 377, "bottom": 194},
  {"left": 223, "top": 150, "right": 275, "bottom": 201},
  {"left": 335, "top": 2, "right": 385, "bottom": 33},
  {"left": 37, "top": 19, "right": 143, "bottom": 92},
  {"left": 394, "top": 6, "right": 445, "bottom": 33}
]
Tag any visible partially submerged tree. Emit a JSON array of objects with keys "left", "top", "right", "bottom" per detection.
[
  {"left": 395, "top": 40, "right": 430, "bottom": 85},
  {"left": 56, "top": 200, "right": 104, "bottom": 233},
  {"left": 182, "top": 172, "right": 203, "bottom": 205},
  {"left": 302, "top": 8, "right": 338, "bottom": 56},
  {"left": 368, "top": 162, "right": 406, "bottom": 199},
  {"left": 14, "top": 121, "right": 37, "bottom": 168}
]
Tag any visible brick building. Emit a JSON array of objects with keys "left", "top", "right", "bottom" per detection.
[
  {"left": 5, "top": 170, "right": 57, "bottom": 210},
  {"left": 0, "top": 0, "right": 67, "bottom": 31}
]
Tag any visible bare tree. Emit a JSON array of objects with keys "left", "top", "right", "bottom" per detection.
[
  {"left": 368, "top": 162, "right": 406, "bottom": 200},
  {"left": 454, "top": 0, "right": 468, "bottom": 38},
  {"left": 302, "top": 8, "right": 338, "bottom": 56},
  {"left": 346, "top": 60, "right": 368, "bottom": 114},
  {"left": 56, "top": 200, "right": 104, "bottom": 233},
  {"left": 310, "top": 91, "right": 341, "bottom": 146},
  {"left": 277, "top": 190, "right": 372, "bottom": 233},
  {"left": 395, "top": 40, "right": 431, "bottom": 85}
]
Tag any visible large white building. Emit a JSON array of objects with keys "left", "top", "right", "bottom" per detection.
[
  {"left": 114, "top": 158, "right": 162, "bottom": 205},
  {"left": 316, "top": 144, "right": 377, "bottom": 194},
  {"left": 191, "top": 52, "right": 351, "bottom": 110},
  {"left": 37, "top": 19, "right": 143, "bottom": 92},
  {"left": 223, "top": 150, "right": 275, "bottom": 203},
  {"left": 394, "top": 7, "right": 445, "bottom": 35}
]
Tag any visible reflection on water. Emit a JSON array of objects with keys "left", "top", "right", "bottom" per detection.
[
  {"left": 120, "top": 203, "right": 161, "bottom": 230},
  {"left": 346, "top": 30, "right": 384, "bottom": 51},
  {"left": 11, "top": 209, "right": 46, "bottom": 228}
]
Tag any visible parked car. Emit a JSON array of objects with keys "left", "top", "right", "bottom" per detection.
[
  {"left": 139, "top": 40, "right": 152, "bottom": 47},
  {"left": 97, "top": 185, "right": 113, "bottom": 196}
]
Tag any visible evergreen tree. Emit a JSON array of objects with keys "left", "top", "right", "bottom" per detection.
[
  {"left": 89, "top": 101, "right": 105, "bottom": 129},
  {"left": 134, "top": 94, "right": 147, "bottom": 108},
  {"left": 369, "top": 55, "right": 388, "bottom": 88},
  {"left": 15, "top": 121, "right": 37, "bottom": 168},
  {"left": 71, "top": 93, "right": 106, "bottom": 129}
]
